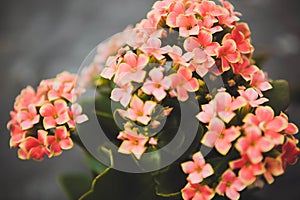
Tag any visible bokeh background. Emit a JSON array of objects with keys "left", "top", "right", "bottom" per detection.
[{"left": 1, "top": 0, "right": 300, "bottom": 199}]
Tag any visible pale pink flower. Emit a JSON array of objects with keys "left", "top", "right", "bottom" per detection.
[
  {"left": 115, "top": 51, "right": 149, "bottom": 84},
  {"left": 140, "top": 37, "right": 172, "bottom": 60},
  {"left": 14, "top": 86, "right": 44, "bottom": 110},
  {"left": 216, "top": 39, "right": 241, "bottom": 72},
  {"left": 181, "top": 183, "right": 215, "bottom": 200},
  {"left": 238, "top": 88, "right": 268, "bottom": 108},
  {"left": 263, "top": 157, "right": 284, "bottom": 184},
  {"left": 229, "top": 154, "right": 265, "bottom": 186},
  {"left": 118, "top": 128, "right": 149, "bottom": 159},
  {"left": 168, "top": 45, "right": 192, "bottom": 66},
  {"left": 215, "top": 169, "right": 245, "bottom": 200},
  {"left": 48, "top": 126, "right": 74, "bottom": 156},
  {"left": 250, "top": 70, "right": 272, "bottom": 95},
  {"left": 214, "top": 91, "right": 246, "bottom": 123},
  {"left": 67, "top": 103, "right": 88, "bottom": 129},
  {"left": 196, "top": 101, "right": 217, "bottom": 124},
  {"left": 101, "top": 55, "right": 120, "bottom": 80},
  {"left": 149, "top": 137, "right": 158, "bottom": 146},
  {"left": 184, "top": 30, "right": 220, "bottom": 56},
  {"left": 201, "top": 118, "right": 240, "bottom": 155},
  {"left": 170, "top": 67, "right": 199, "bottom": 101},
  {"left": 17, "top": 104, "right": 40, "bottom": 130},
  {"left": 181, "top": 152, "right": 214, "bottom": 184},
  {"left": 124, "top": 95, "right": 156, "bottom": 125},
  {"left": 189, "top": 48, "right": 215, "bottom": 77},
  {"left": 40, "top": 100, "right": 70, "bottom": 130},
  {"left": 142, "top": 67, "right": 171, "bottom": 101},
  {"left": 9, "top": 124, "right": 26, "bottom": 148},
  {"left": 243, "top": 106, "right": 288, "bottom": 145},
  {"left": 111, "top": 83, "right": 134, "bottom": 107},
  {"left": 18, "top": 130, "right": 51, "bottom": 161},
  {"left": 166, "top": 1, "right": 186, "bottom": 27},
  {"left": 235, "top": 126, "right": 273, "bottom": 164}
]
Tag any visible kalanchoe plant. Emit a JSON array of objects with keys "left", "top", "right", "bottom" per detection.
[{"left": 6, "top": 0, "right": 300, "bottom": 199}]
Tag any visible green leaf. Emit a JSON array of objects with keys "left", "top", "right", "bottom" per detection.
[
  {"left": 59, "top": 173, "right": 93, "bottom": 200},
  {"left": 80, "top": 168, "right": 158, "bottom": 200},
  {"left": 263, "top": 80, "right": 290, "bottom": 114},
  {"left": 84, "top": 152, "right": 108, "bottom": 174}
]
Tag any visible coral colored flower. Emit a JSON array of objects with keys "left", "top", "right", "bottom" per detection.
[
  {"left": 141, "top": 67, "right": 171, "bottom": 101},
  {"left": 243, "top": 106, "right": 288, "bottom": 145},
  {"left": 111, "top": 83, "right": 134, "bottom": 107},
  {"left": 67, "top": 103, "right": 88, "bottom": 129},
  {"left": 176, "top": 14, "right": 199, "bottom": 37},
  {"left": 40, "top": 100, "right": 70, "bottom": 130},
  {"left": 170, "top": 67, "right": 199, "bottom": 101},
  {"left": 215, "top": 169, "right": 245, "bottom": 200},
  {"left": 280, "top": 138, "right": 300, "bottom": 170},
  {"left": 194, "top": 0, "right": 224, "bottom": 21},
  {"left": 14, "top": 86, "right": 44, "bottom": 110},
  {"left": 238, "top": 88, "right": 268, "bottom": 108},
  {"left": 181, "top": 152, "right": 214, "bottom": 184},
  {"left": 189, "top": 48, "right": 215, "bottom": 77},
  {"left": 232, "top": 56, "right": 259, "bottom": 81},
  {"left": 235, "top": 126, "right": 273, "bottom": 164},
  {"left": 181, "top": 183, "right": 215, "bottom": 200},
  {"left": 229, "top": 154, "right": 265, "bottom": 186},
  {"left": 18, "top": 130, "right": 51, "bottom": 161},
  {"left": 184, "top": 30, "right": 220, "bottom": 56},
  {"left": 201, "top": 118, "right": 240, "bottom": 155},
  {"left": 224, "top": 27, "right": 253, "bottom": 54},
  {"left": 9, "top": 124, "right": 26, "bottom": 148},
  {"left": 140, "top": 37, "right": 172, "bottom": 60},
  {"left": 118, "top": 127, "right": 149, "bottom": 159},
  {"left": 115, "top": 51, "right": 149, "bottom": 84},
  {"left": 48, "top": 126, "right": 74, "bottom": 156},
  {"left": 166, "top": 1, "right": 186, "bottom": 27},
  {"left": 216, "top": 39, "right": 240, "bottom": 71},
  {"left": 279, "top": 112, "right": 299, "bottom": 135},
  {"left": 17, "top": 104, "right": 40, "bottom": 130},
  {"left": 250, "top": 70, "right": 272, "bottom": 95},
  {"left": 124, "top": 95, "right": 156, "bottom": 125},
  {"left": 263, "top": 157, "right": 284, "bottom": 184}
]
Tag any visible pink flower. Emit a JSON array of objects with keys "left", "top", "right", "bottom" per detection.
[
  {"left": 201, "top": 118, "right": 240, "bottom": 155},
  {"left": 182, "top": 183, "right": 215, "bottom": 200},
  {"left": 17, "top": 104, "right": 40, "bottom": 130},
  {"left": 279, "top": 112, "right": 299, "bottom": 135},
  {"left": 235, "top": 126, "right": 273, "bottom": 164},
  {"left": 101, "top": 55, "right": 120, "bottom": 80},
  {"left": 40, "top": 100, "right": 70, "bottom": 130},
  {"left": 215, "top": 169, "right": 245, "bottom": 200},
  {"left": 250, "top": 70, "right": 272, "bottom": 95},
  {"left": 140, "top": 37, "right": 172, "bottom": 60},
  {"left": 214, "top": 91, "right": 246, "bottom": 123},
  {"left": 176, "top": 14, "right": 199, "bottom": 37},
  {"left": 67, "top": 103, "right": 88, "bottom": 129},
  {"left": 194, "top": 0, "right": 224, "bottom": 20},
  {"left": 9, "top": 124, "right": 26, "bottom": 148},
  {"left": 14, "top": 86, "right": 44, "bottom": 110},
  {"left": 189, "top": 48, "right": 215, "bottom": 77},
  {"left": 141, "top": 67, "right": 171, "bottom": 101},
  {"left": 124, "top": 95, "right": 156, "bottom": 125},
  {"left": 48, "top": 126, "right": 74, "bottom": 156},
  {"left": 111, "top": 83, "right": 134, "bottom": 107},
  {"left": 232, "top": 56, "right": 259, "bottom": 81},
  {"left": 181, "top": 152, "right": 214, "bottom": 184},
  {"left": 168, "top": 45, "right": 192, "bottom": 66},
  {"left": 238, "top": 88, "right": 268, "bottom": 108},
  {"left": 243, "top": 106, "right": 288, "bottom": 145},
  {"left": 224, "top": 27, "right": 253, "bottom": 54},
  {"left": 184, "top": 30, "right": 220, "bottom": 56},
  {"left": 196, "top": 101, "right": 217, "bottom": 124},
  {"left": 115, "top": 51, "right": 149, "bottom": 84},
  {"left": 149, "top": 137, "right": 158, "bottom": 146},
  {"left": 118, "top": 127, "right": 149, "bottom": 159},
  {"left": 170, "top": 67, "right": 199, "bottom": 101},
  {"left": 263, "top": 157, "right": 284, "bottom": 184},
  {"left": 216, "top": 39, "right": 241, "bottom": 72},
  {"left": 229, "top": 154, "right": 265, "bottom": 186},
  {"left": 18, "top": 130, "right": 51, "bottom": 161},
  {"left": 166, "top": 2, "right": 186, "bottom": 27}
]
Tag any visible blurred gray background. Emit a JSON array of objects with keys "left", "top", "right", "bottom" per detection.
[{"left": 0, "top": 0, "right": 300, "bottom": 199}]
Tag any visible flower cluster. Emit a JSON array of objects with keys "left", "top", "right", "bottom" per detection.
[
  {"left": 7, "top": 72, "right": 88, "bottom": 161},
  {"left": 83, "top": 0, "right": 300, "bottom": 199}
]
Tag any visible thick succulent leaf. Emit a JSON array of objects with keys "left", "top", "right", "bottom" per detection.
[
  {"left": 59, "top": 173, "right": 93, "bottom": 200},
  {"left": 264, "top": 80, "right": 290, "bottom": 114}
]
